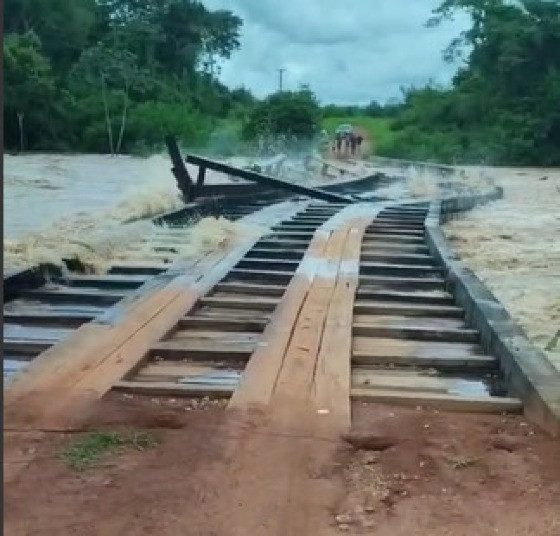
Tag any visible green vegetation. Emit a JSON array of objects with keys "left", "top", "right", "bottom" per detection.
[
  {"left": 379, "top": 0, "right": 560, "bottom": 165},
  {"left": 4, "top": 0, "right": 559, "bottom": 165},
  {"left": 4, "top": 0, "right": 248, "bottom": 154},
  {"left": 244, "top": 88, "right": 321, "bottom": 140},
  {"left": 61, "top": 430, "right": 159, "bottom": 471}
]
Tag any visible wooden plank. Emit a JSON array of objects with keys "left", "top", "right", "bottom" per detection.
[
  {"left": 366, "top": 227, "right": 424, "bottom": 235},
  {"left": 2, "top": 309, "right": 97, "bottom": 325},
  {"left": 138, "top": 362, "right": 232, "bottom": 378},
  {"left": 114, "top": 380, "right": 234, "bottom": 398},
  {"left": 360, "top": 262, "right": 443, "bottom": 276},
  {"left": 150, "top": 339, "right": 256, "bottom": 360},
  {"left": 4, "top": 200, "right": 305, "bottom": 431},
  {"left": 186, "top": 153, "right": 352, "bottom": 203},
  {"left": 198, "top": 295, "right": 279, "bottom": 311},
  {"left": 4, "top": 324, "right": 74, "bottom": 341},
  {"left": 351, "top": 370, "right": 491, "bottom": 396},
  {"left": 369, "top": 219, "right": 425, "bottom": 226},
  {"left": 359, "top": 275, "right": 446, "bottom": 290},
  {"left": 3, "top": 340, "right": 52, "bottom": 356},
  {"left": 313, "top": 219, "right": 370, "bottom": 435},
  {"left": 361, "top": 243, "right": 429, "bottom": 253},
  {"left": 363, "top": 233, "right": 425, "bottom": 243},
  {"left": 178, "top": 316, "right": 269, "bottom": 332},
  {"left": 235, "top": 258, "right": 300, "bottom": 271},
  {"left": 357, "top": 288, "right": 454, "bottom": 304},
  {"left": 267, "top": 231, "right": 315, "bottom": 240},
  {"left": 226, "top": 269, "right": 294, "bottom": 284},
  {"left": 58, "top": 274, "right": 148, "bottom": 289},
  {"left": 354, "top": 314, "right": 465, "bottom": 330},
  {"left": 271, "top": 224, "right": 318, "bottom": 232},
  {"left": 20, "top": 287, "right": 128, "bottom": 305},
  {"left": 353, "top": 322, "right": 479, "bottom": 343},
  {"left": 108, "top": 263, "right": 168, "bottom": 275},
  {"left": 229, "top": 228, "right": 332, "bottom": 408},
  {"left": 194, "top": 307, "right": 272, "bottom": 320},
  {"left": 354, "top": 301, "right": 464, "bottom": 317},
  {"left": 213, "top": 282, "right": 286, "bottom": 296},
  {"left": 350, "top": 388, "right": 522, "bottom": 413},
  {"left": 360, "top": 252, "right": 434, "bottom": 265},
  {"left": 272, "top": 228, "right": 350, "bottom": 404},
  {"left": 255, "top": 239, "right": 312, "bottom": 249},
  {"left": 171, "top": 330, "right": 261, "bottom": 342},
  {"left": 245, "top": 248, "right": 307, "bottom": 259},
  {"left": 352, "top": 337, "right": 495, "bottom": 369}
]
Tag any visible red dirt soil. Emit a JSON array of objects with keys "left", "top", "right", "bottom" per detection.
[{"left": 4, "top": 394, "right": 560, "bottom": 536}]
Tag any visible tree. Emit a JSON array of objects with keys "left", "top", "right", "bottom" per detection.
[
  {"left": 383, "top": 0, "right": 560, "bottom": 164},
  {"left": 4, "top": 0, "right": 97, "bottom": 74},
  {"left": 3, "top": 31, "right": 57, "bottom": 151},
  {"left": 72, "top": 44, "right": 151, "bottom": 154},
  {"left": 243, "top": 88, "right": 322, "bottom": 140}
]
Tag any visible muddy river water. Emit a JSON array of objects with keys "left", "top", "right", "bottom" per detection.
[{"left": 4, "top": 153, "right": 185, "bottom": 273}]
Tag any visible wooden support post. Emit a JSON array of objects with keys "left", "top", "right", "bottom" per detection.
[
  {"left": 196, "top": 165, "right": 207, "bottom": 198},
  {"left": 165, "top": 136, "right": 194, "bottom": 202}
]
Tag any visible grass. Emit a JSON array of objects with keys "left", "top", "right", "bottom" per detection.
[
  {"left": 61, "top": 430, "right": 159, "bottom": 471},
  {"left": 321, "top": 115, "right": 396, "bottom": 155}
]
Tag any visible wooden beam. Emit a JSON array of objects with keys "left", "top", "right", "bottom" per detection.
[
  {"left": 4, "top": 200, "right": 305, "bottom": 431},
  {"left": 195, "top": 165, "right": 206, "bottom": 198},
  {"left": 186, "top": 153, "right": 352, "bottom": 204},
  {"left": 350, "top": 388, "right": 522, "bottom": 413},
  {"left": 165, "top": 136, "right": 194, "bottom": 201},
  {"left": 114, "top": 380, "right": 234, "bottom": 398},
  {"left": 313, "top": 219, "right": 371, "bottom": 436}
]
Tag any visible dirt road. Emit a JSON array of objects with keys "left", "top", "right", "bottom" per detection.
[{"left": 4, "top": 393, "right": 560, "bottom": 536}]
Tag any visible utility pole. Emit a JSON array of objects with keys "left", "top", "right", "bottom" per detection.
[{"left": 277, "top": 68, "right": 286, "bottom": 91}]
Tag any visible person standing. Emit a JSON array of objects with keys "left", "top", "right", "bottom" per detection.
[
  {"left": 350, "top": 132, "right": 357, "bottom": 156},
  {"left": 335, "top": 132, "right": 343, "bottom": 154}
]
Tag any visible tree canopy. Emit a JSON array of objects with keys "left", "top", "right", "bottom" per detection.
[
  {"left": 3, "top": 0, "right": 244, "bottom": 153},
  {"left": 380, "top": 0, "right": 560, "bottom": 164},
  {"left": 4, "top": 0, "right": 560, "bottom": 165}
]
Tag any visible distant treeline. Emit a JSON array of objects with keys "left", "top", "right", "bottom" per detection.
[{"left": 4, "top": 0, "right": 560, "bottom": 166}]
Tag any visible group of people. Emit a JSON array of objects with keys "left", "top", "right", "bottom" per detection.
[{"left": 333, "top": 131, "right": 363, "bottom": 156}]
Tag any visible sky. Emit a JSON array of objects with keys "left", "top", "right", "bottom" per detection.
[{"left": 202, "top": 0, "right": 471, "bottom": 105}]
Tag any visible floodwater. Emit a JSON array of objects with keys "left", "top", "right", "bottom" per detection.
[
  {"left": 2, "top": 152, "right": 362, "bottom": 274},
  {"left": 443, "top": 167, "right": 560, "bottom": 372},
  {"left": 3, "top": 153, "right": 187, "bottom": 273}
]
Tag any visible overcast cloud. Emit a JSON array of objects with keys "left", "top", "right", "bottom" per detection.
[{"left": 202, "top": 0, "right": 471, "bottom": 104}]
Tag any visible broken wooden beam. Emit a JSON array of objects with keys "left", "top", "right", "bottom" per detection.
[
  {"left": 165, "top": 136, "right": 194, "bottom": 202},
  {"left": 185, "top": 153, "right": 352, "bottom": 204}
]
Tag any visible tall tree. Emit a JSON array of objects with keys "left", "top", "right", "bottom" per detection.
[{"left": 3, "top": 31, "right": 57, "bottom": 150}]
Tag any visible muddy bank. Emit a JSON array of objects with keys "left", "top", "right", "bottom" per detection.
[
  {"left": 5, "top": 395, "right": 560, "bottom": 536},
  {"left": 443, "top": 168, "right": 560, "bottom": 372}
]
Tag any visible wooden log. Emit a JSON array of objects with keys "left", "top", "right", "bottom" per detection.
[{"left": 165, "top": 136, "right": 193, "bottom": 201}]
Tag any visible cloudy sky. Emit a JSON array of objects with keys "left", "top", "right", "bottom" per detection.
[{"left": 202, "top": 0, "right": 471, "bottom": 105}]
